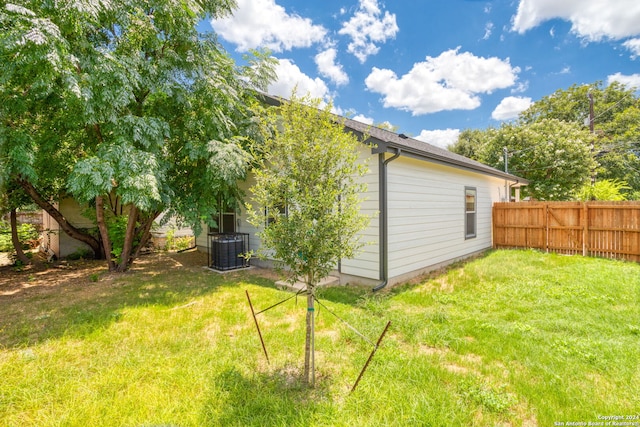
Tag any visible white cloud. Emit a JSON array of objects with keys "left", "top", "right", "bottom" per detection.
[
  {"left": 267, "top": 58, "right": 330, "bottom": 100},
  {"left": 491, "top": 96, "right": 533, "bottom": 121},
  {"left": 352, "top": 114, "right": 374, "bottom": 125},
  {"left": 211, "top": 0, "right": 327, "bottom": 52},
  {"left": 483, "top": 22, "right": 494, "bottom": 40},
  {"left": 338, "top": 0, "right": 399, "bottom": 63},
  {"left": 512, "top": 80, "right": 529, "bottom": 94},
  {"left": 607, "top": 72, "right": 640, "bottom": 90},
  {"left": 415, "top": 129, "right": 461, "bottom": 149},
  {"left": 623, "top": 38, "right": 640, "bottom": 59},
  {"left": 364, "top": 47, "right": 520, "bottom": 115},
  {"left": 512, "top": 0, "right": 640, "bottom": 41},
  {"left": 315, "top": 48, "right": 349, "bottom": 86}
]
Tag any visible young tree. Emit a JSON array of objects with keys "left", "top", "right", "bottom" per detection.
[
  {"left": 247, "top": 94, "right": 371, "bottom": 386},
  {"left": 0, "top": 2, "right": 274, "bottom": 271}
]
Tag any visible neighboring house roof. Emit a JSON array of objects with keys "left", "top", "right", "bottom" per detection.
[{"left": 260, "top": 93, "right": 528, "bottom": 185}]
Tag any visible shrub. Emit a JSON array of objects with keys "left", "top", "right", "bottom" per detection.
[
  {"left": 66, "top": 248, "right": 95, "bottom": 260},
  {"left": 0, "top": 220, "right": 39, "bottom": 252},
  {"left": 163, "top": 228, "right": 194, "bottom": 252},
  {"left": 574, "top": 179, "right": 630, "bottom": 201}
]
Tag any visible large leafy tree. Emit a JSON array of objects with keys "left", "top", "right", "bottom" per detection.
[
  {"left": 247, "top": 94, "right": 371, "bottom": 386},
  {"left": 518, "top": 81, "right": 640, "bottom": 197},
  {"left": 453, "top": 120, "right": 595, "bottom": 200},
  {"left": 0, "top": 1, "right": 274, "bottom": 271},
  {"left": 451, "top": 81, "right": 639, "bottom": 200}
]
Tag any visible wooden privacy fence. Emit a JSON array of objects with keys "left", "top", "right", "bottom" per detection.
[{"left": 493, "top": 201, "right": 640, "bottom": 262}]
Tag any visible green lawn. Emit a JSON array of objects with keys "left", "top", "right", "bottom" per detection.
[{"left": 0, "top": 250, "right": 638, "bottom": 426}]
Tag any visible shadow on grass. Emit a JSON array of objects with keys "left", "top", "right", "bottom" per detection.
[
  {"left": 0, "top": 256, "right": 278, "bottom": 349},
  {"left": 0, "top": 251, "right": 386, "bottom": 350},
  {"left": 202, "top": 367, "right": 333, "bottom": 426}
]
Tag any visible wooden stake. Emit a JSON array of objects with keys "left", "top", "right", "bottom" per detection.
[{"left": 351, "top": 320, "right": 391, "bottom": 393}]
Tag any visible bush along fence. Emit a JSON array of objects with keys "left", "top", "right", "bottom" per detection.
[{"left": 493, "top": 201, "right": 640, "bottom": 262}]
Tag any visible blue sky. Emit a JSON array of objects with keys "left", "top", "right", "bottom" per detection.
[{"left": 199, "top": 0, "right": 640, "bottom": 148}]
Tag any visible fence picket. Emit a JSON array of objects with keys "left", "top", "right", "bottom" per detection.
[{"left": 493, "top": 201, "right": 640, "bottom": 262}]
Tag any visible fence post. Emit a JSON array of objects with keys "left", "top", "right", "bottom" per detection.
[
  {"left": 582, "top": 203, "right": 588, "bottom": 257},
  {"left": 544, "top": 203, "right": 549, "bottom": 253}
]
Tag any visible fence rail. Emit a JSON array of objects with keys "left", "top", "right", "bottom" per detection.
[{"left": 493, "top": 201, "right": 640, "bottom": 262}]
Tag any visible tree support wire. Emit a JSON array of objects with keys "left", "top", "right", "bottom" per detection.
[
  {"left": 245, "top": 290, "right": 270, "bottom": 364},
  {"left": 351, "top": 320, "right": 391, "bottom": 393},
  {"left": 245, "top": 288, "right": 305, "bottom": 363},
  {"left": 255, "top": 288, "right": 306, "bottom": 315},
  {"left": 312, "top": 297, "right": 391, "bottom": 392},
  {"left": 246, "top": 289, "right": 391, "bottom": 391},
  {"left": 313, "top": 297, "right": 376, "bottom": 347}
]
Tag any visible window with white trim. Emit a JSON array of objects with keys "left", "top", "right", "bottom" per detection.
[
  {"left": 465, "top": 187, "right": 477, "bottom": 239},
  {"left": 265, "top": 203, "right": 288, "bottom": 227},
  {"left": 210, "top": 212, "right": 236, "bottom": 233}
]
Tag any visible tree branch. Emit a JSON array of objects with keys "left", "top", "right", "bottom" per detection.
[{"left": 18, "top": 178, "right": 102, "bottom": 258}]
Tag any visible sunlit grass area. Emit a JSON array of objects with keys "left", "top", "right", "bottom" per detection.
[{"left": 1, "top": 250, "right": 638, "bottom": 426}]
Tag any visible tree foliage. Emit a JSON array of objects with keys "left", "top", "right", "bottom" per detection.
[
  {"left": 574, "top": 179, "right": 630, "bottom": 201},
  {"left": 454, "top": 120, "right": 595, "bottom": 200},
  {"left": 246, "top": 94, "right": 371, "bottom": 385},
  {"left": 0, "top": 1, "right": 275, "bottom": 270},
  {"left": 521, "top": 81, "right": 640, "bottom": 197},
  {"left": 450, "top": 81, "right": 640, "bottom": 200}
]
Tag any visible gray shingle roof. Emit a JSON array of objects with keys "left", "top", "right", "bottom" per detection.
[{"left": 259, "top": 93, "right": 528, "bottom": 184}]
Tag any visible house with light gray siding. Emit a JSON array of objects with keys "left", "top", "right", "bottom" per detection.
[{"left": 196, "top": 94, "right": 527, "bottom": 288}]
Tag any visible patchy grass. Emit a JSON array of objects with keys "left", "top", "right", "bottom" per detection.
[{"left": 0, "top": 249, "right": 638, "bottom": 426}]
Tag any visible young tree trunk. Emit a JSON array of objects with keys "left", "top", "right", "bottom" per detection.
[
  {"left": 18, "top": 178, "right": 103, "bottom": 258},
  {"left": 95, "top": 196, "right": 116, "bottom": 271},
  {"left": 10, "top": 208, "right": 31, "bottom": 265},
  {"left": 304, "top": 276, "right": 316, "bottom": 387}
]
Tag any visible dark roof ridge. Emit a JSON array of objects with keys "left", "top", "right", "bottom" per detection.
[{"left": 258, "top": 92, "right": 528, "bottom": 184}]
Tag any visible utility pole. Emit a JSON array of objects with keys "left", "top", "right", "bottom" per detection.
[
  {"left": 588, "top": 92, "right": 596, "bottom": 185},
  {"left": 503, "top": 146, "right": 509, "bottom": 202}
]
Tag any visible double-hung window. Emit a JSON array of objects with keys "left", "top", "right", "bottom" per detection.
[
  {"left": 210, "top": 199, "right": 237, "bottom": 233},
  {"left": 465, "top": 187, "right": 477, "bottom": 239}
]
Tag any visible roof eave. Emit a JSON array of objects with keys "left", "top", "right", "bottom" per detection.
[{"left": 373, "top": 140, "right": 529, "bottom": 184}]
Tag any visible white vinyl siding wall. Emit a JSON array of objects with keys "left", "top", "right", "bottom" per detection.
[
  {"left": 198, "top": 145, "right": 378, "bottom": 277},
  {"left": 339, "top": 147, "right": 380, "bottom": 280},
  {"left": 386, "top": 157, "right": 502, "bottom": 280}
]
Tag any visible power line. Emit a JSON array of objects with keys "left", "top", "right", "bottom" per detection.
[{"left": 592, "top": 91, "right": 636, "bottom": 123}]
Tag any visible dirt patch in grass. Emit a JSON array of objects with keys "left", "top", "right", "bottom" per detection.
[{"left": 0, "top": 250, "right": 210, "bottom": 300}]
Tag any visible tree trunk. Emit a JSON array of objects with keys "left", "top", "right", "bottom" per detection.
[
  {"left": 130, "top": 211, "right": 160, "bottom": 261},
  {"left": 117, "top": 205, "right": 138, "bottom": 272},
  {"left": 95, "top": 196, "right": 116, "bottom": 271},
  {"left": 10, "top": 208, "right": 31, "bottom": 265},
  {"left": 304, "top": 276, "right": 316, "bottom": 387},
  {"left": 18, "top": 178, "right": 103, "bottom": 258}
]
